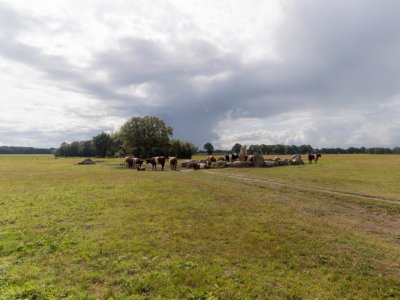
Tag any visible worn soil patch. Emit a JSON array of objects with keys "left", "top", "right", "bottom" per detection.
[{"left": 203, "top": 171, "right": 400, "bottom": 206}]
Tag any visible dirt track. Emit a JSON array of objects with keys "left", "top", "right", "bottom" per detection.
[{"left": 204, "top": 170, "right": 400, "bottom": 206}]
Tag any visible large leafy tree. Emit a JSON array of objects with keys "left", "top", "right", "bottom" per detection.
[
  {"left": 119, "top": 116, "right": 173, "bottom": 158},
  {"left": 93, "top": 132, "right": 114, "bottom": 157},
  {"left": 203, "top": 142, "right": 214, "bottom": 155},
  {"left": 231, "top": 143, "right": 242, "bottom": 154}
]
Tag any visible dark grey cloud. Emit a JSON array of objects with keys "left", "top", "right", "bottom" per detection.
[
  {"left": 2, "top": 1, "right": 400, "bottom": 148},
  {"left": 94, "top": 38, "right": 236, "bottom": 85},
  {"left": 275, "top": 0, "right": 400, "bottom": 101}
]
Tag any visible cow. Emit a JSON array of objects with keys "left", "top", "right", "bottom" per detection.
[
  {"left": 133, "top": 158, "right": 144, "bottom": 169},
  {"left": 225, "top": 153, "right": 239, "bottom": 162},
  {"left": 243, "top": 155, "right": 254, "bottom": 161},
  {"left": 125, "top": 156, "right": 134, "bottom": 168},
  {"left": 125, "top": 156, "right": 144, "bottom": 169},
  {"left": 308, "top": 153, "right": 321, "bottom": 164},
  {"left": 146, "top": 156, "right": 166, "bottom": 170},
  {"left": 169, "top": 156, "right": 178, "bottom": 170},
  {"left": 246, "top": 155, "right": 254, "bottom": 162},
  {"left": 231, "top": 153, "right": 239, "bottom": 162},
  {"left": 207, "top": 155, "right": 216, "bottom": 167}
]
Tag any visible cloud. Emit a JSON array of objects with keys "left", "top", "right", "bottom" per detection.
[{"left": 1, "top": 0, "right": 400, "bottom": 148}]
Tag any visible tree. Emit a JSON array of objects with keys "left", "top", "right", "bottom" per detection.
[
  {"left": 299, "top": 144, "right": 314, "bottom": 154},
  {"left": 108, "top": 133, "right": 124, "bottom": 157},
  {"left": 169, "top": 139, "right": 198, "bottom": 159},
  {"left": 231, "top": 143, "right": 242, "bottom": 154},
  {"left": 272, "top": 144, "right": 285, "bottom": 155},
  {"left": 69, "top": 141, "right": 80, "bottom": 157},
  {"left": 80, "top": 140, "right": 95, "bottom": 157},
  {"left": 93, "top": 132, "right": 114, "bottom": 157},
  {"left": 393, "top": 147, "right": 400, "bottom": 154},
  {"left": 0, "top": 146, "right": 53, "bottom": 155},
  {"left": 55, "top": 142, "right": 69, "bottom": 157},
  {"left": 203, "top": 142, "right": 214, "bottom": 155},
  {"left": 247, "top": 145, "right": 255, "bottom": 155},
  {"left": 119, "top": 116, "right": 173, "bottom": 158}
]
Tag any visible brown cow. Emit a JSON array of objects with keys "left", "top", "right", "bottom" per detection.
[
  {"left": 125, "top": 156, "right": 144, "bottom": 169},
  {"left": 169, "top": 156, "right": 178, "bottom": 170},
  {"left": 308, "top": 153, "right": 321, "bottom": 164},
  {"left": 146, "top": 156, "right": 166, "bottom": 170},
  {"left": 207, "top": 155, "right": 216, "bottom": 167},
  {"left": 125, "top": 156, "right": 134, "bottom": 168},
  {"left": 133, "top": 158, "right": 144, "bottom": 168}
]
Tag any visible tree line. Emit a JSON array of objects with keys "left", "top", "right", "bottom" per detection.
[
  {"left": 0, "top": 146, "right": 54, "bottom": 154},
  {"left": 54, "top": 116, "right": 198, "bottom": 159},
  {"left": 3, "top": 118, "right": 399, "bottom": 157},
  {"left": 200, "top": 143, "right": 400, "bottom": 155}
]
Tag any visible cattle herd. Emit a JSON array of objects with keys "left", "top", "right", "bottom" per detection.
[{"left": 123, "top": 153, "right": 322, "bottom": 171}]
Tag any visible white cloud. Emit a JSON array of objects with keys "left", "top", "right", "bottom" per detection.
[{"left": 1, "top": 0, "right": 400, "bottom": 149}]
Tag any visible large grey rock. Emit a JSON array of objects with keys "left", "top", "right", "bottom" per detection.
[
  {"left": 199, "top": 163, "right": 210, "bottom": 169},
  {"left": 77, "top": 158, "right": 96, "bottom": 165},
  {"left": 281, "top": 159, "right": 290, "bottom": 166},
  {"left": 181, "top": 160, "right": 198, "bottom": 168},
  {"left": 211, "top": 161, "right": 229, "bottom": 168},
  {"left": 264, "top": 161, "right": 275, "bottom": 168},
  {"left": 239, "top": 145, "right": 247, "bottom": 161},
  {"left": 231, "top": 161, "right": 253, "bottom": 168},
  {"left": 290, "top": 157, "right": 304, "bottom": 165},
  {"left": 253, "top": 153, "right": 265, "bottom": 167}
]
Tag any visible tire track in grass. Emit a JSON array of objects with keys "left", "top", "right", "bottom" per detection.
[{"left": 203, "top": 170, "right": 400, "bottom": 206}]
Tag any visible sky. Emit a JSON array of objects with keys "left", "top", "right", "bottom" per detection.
[{"left": 1, "top": 0, "right": 400, "bottom": 149}]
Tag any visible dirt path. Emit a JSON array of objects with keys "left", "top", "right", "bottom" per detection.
[{"left": 203, "top": 170, "right": 400, "bottom": 206}]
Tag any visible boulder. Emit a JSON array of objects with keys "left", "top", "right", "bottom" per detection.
[
  {"left": 186, "top": 161, "right": 198, "bottom": 168},
  {"left": 181, "top": 160, "right": 198, "bottom": 168},
  {"left": 239, "top": 145, "right": 247, "bottom": 161},
  {"left": 77, "top": 158, "right": 96, "bottom": 165},
  {"left": 199, "top": 163, "right": 210, "bottom": 169},
  {"left": 274, "top": 159, "right": 288, "bottom": 166},
  {"left": 281, "top": 159, "right": 290, "bottom": 166},
  {"left": 264, "top": 161, "right": 275, "bottom": 168},
  {"left": 289, "top": 157, "right": 304, "bottom": 165},
  {"left": 211, "top": 161, "right": 229, "bottom": 168},
  {"left": 253, "top": 153, "right": 265, "bottom": 167},
  {"left": 231, "top": 161, "right": 253, "bottom": 168}
]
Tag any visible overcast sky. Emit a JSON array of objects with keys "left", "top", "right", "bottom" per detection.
[{"left": 1, "top": 0, "right": 400, "bottom": 149}]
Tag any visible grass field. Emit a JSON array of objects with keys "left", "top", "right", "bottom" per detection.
[{"left": 0, "top": 154, "right": 399, "bottom": 299}]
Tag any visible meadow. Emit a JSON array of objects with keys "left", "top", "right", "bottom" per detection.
[{"left": 0, "top": 154, "right": 399, "bottom": 299}]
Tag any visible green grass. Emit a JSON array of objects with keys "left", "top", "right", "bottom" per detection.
[
  {"left": 0, "top": 155, "right": 399, "bottom": 299},
  {"left": 205, "top": 154, "right": 400, "bottom": 200}
]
